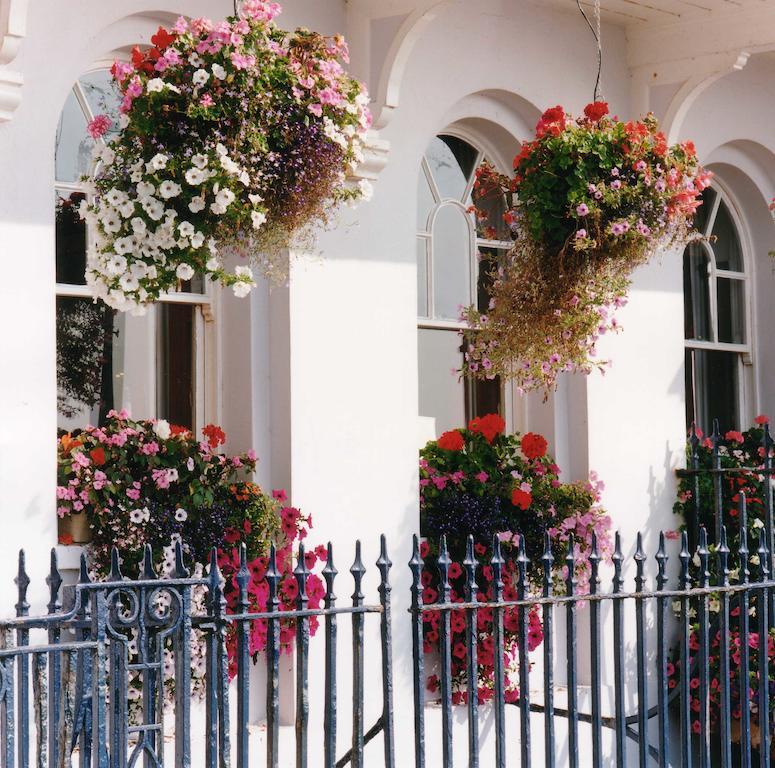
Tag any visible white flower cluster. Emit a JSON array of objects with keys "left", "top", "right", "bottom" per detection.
[{"left": 82, "top": 141, "right": 259, "bottom": 312}]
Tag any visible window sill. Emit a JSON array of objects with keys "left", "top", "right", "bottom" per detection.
[{"left": 56, "top": 543, "right": 86, "bottom": 571}]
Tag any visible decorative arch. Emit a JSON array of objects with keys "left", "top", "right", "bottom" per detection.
[
  {"left": 371, "top": 0, "right": 450, "bottom": 128},
  {"left": 661, "top": 51, "right": 750, "bottom": 144}
]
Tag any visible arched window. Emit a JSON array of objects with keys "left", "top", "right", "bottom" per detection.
[
  {"left": 684, "top": 186, "right": 750, "bottom": 433},
  {"left": 416, "top": 134, "right": 512, "bottom": 434},
  {"left": 55, "top": 69, "right": 213, "bottom": 434}
]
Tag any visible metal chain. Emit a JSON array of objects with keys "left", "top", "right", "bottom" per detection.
[{"left": 576, "top": 0, "right": 603, "bottom": 102}]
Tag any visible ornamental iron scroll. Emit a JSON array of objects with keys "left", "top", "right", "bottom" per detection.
[{"left": 0, "top": 537, "right": 395, "bottom": 768}]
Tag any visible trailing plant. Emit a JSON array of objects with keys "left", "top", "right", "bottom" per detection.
[
  {"left": 419, "top": 414, "right": 612, "bottom": 702},
  {"left": 80, "top": 2, "right": 372, "bottom": 312},
  {"left": 462, "top": 102, "right": 710, "bottom": 392}
]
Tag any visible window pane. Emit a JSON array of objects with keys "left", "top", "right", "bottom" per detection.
[
  {"left": 477, "top": 247, "right": 501, "bottom": 313},
  {"left": 711, "top": 200, "right": 743, "bottom": 271},
  {"left": 432, "top": 204, "right": 471, "bottom": 319},
  {"left": 157, "top": 304, "right": 195, "bottom": 429},
  {"left": 425, "top": 135, "right": 477, "bottom": 201},
  {"left": 685, "top": 348, "right": 739, "bottom": 434},
  {"left": 683, "top": 242, "right": 711, "bottom": 341},
  {"left": 417, "top": 238, "right": 429, "bottom": 317},
  {"left": 418, "top": 328, "right": 465, "bottom": 435},
  {"left": 717, "top": 277, "right": 745, "bottom": 344},
  {"left": 79, "top": 70, "right": 122, "bottom": 142},
  {"left": 55, "top": 88, "right": 93, "bottom": 183},
  {"left": 694, "top": 187, "right": 716, "bottom": 235},
  {"left": 56, "top": 297, "right": 122, "bottom": 432},
  {"left": 472, "top": 173, "right": 510, "bottom": 241},
  {"left": 56, "top": 190, "right": 87, "bottom": 285},
  {"left": 417, "top": 166, "right": 435, "bottom": 231}
]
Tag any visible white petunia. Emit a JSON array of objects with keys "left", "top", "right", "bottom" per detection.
[
  {"left": 105, "top": 188, "right": 126, "bottom": 207},
  {"left": 191, "top": 154, "right": 208, "bottom": 169},
  {"left": 215, "top": 143, "right": 228, "bottom": 156},
  {"left": 248, "top": 193, "right": 263, "bottom": 205},
  {"left": 205, "top": 257, "right": 221, "bottom": 271},
  {"left": 153, "top": 419, "right": 171, "bottom": 440},
  {"left": 178, "top": 221, "right": 195, "bottom": 237},
  {"left": 188, "top": 195, "right": 206, "bottom": 213},
  {"left": 190, "top": 232, "right": 205, "bottom": 248},
  {"left": 209, "top": 202, "right": 227, "bottom": 215},
  {"left": 99, "top": 146, "right": 116, "bottom": 166},
  {"left": 142, "top": 198, "right": 165, "bottom": 221},
  {"left": 251, "top": 210, "right": 266, "bottom": 230},
  {"left": 215, "top": 188, "right": 235, "bottom": 207},
  {"left": 131, "top": 217, "right": 147, "bottom": 234},
  {"left": 185, "top": 167, "right": 206, "bottom": 185},
  {"left": 175, "top": 508, "right": 188, "bottom": 522},
  {"left": 136, "top": 181, "right": 155, "bottom": 198},
  {"left": 212, "top": 63, "right": 227, "bottom": 80},
  {"left": 119, "top": 273, "right": 140, "bottom": 292},
  {"left": 119, "top": 200, "right": 135, "bottom": 218},
  {"left": 101, "top": 210, "right": 122, "bottom": 234},
  {"left": 147, "top": 78, "right": 165, "bottom": 93},
  {"left": 192, "top": 68, "right": 210, "bottom": 86},
  {"left": 176, "top": 263, "right": 195, "bottom": 280},
  {"left": 114, "top": 236, "right": 135, "bottom": 255},
  {"left": 159, "top": 181, "right": 182, "bottom": 199},
  {"left": 239, "top": 170, "right": 250, "bottom": 185},
  {"left": 105, "top": 254, "right": 128, "bottom": 276},
  {"left": 148, "top": 153, "right": 169, "bottom": 172},
  {"left": 119, "top": 113, "right": 130, "bottom": 129}
]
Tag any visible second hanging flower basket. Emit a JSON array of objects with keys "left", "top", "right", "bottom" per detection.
[{"left": 462, "top": 102, "right": 711, "bottom": 392}]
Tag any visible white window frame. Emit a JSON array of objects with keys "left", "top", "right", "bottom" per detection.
[
  {"left": 55, "top": 67, "right": 218, "bottom": 431},
  {"left": 416, "top": 129, "right": 521, "bottom": 430},
  {"left": 684, "top": 182, "right": 754, "bottom": 428}
]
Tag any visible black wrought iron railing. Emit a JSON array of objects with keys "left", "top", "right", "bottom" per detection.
[
  {"left": 0, "top": 539, "right": 395, "bottom": 768},
  {"left": 1, "top": 520, "right": 774, "bottom": 767},
  {"left": 411, "top": 506, "right": 775, "bottom": 767}
]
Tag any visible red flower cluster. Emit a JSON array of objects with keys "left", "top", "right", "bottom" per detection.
[
  {"left": 521, "top": 432, "right": 548, "bottom": 460},
  {"left": 203, "top": 424, "right": 227, "bottom": 448},
  {"left": 535, "top": 105, "right": 566, "bottom": 138},
  {"left": 511, "top": 488, "right": 532, "bottom": 510},
  {"left": 468, "top": 413, "right": 506, "bottom": 443},
  {"left": 583, "top": 101, "right": 609, "bottom": 122},
  {"left": 422, "top": 552, "right": 544, "bottom": 704},
  {"left": 438, "top": 430, "right": 465, "bottom": 451},
  {"left": 219, "top": 504, "right": 326, "bottom": 678}
]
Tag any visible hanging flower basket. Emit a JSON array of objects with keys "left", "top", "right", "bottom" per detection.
[
  {"left": 80, "top": 2, "right": 372, "bottom": 313},
  {"left": 462, "top": 102, "right": 711, "bottom": 392}
]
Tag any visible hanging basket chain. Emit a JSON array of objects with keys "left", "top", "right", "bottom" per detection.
[{"left": 576, "top": 0, "right": 603, "bottom": 102}]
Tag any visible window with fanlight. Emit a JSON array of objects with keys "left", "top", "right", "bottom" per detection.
[
  {"left": 684, "top": 186, "right": 751, "bottom": 433},
  {"left": 55, "top": 69, "right": 213, "bottom": 434},
  {"left": 416, "top": 134, "right": 513, "bottom": 435}
]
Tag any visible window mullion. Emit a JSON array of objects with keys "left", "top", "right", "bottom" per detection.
[{"left": 462, "top": 151, "right": 483, "bottom": 204}]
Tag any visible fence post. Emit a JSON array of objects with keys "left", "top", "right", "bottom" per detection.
[
  {"left": 294, "top": 544, "right": 310, "bottom": 768},
  {"left": 565, "top": 537, "right": 578, "bottom": 768},
  {"left": 737, "top": 495, "right": 752, "bottom": 768},
  {"left": 350, "top": 542, "right": 366, "bottom": 768},
  {"left": 377, "top": 535, "right": 396, "bottom": 768},
  {"left": 492, "top": 535, "right": 507, "bottom": 768},
  {"left": 265, "top": 544, "right": 281, "bottom": 768},
  {"left": 323, "top": 543, "right": 338, "bottom": 768},
  {"left": 436, "top": 536, "right": 453, "bottom": 768},
  {"left": 541, "top": 532, "right": 555, "bottom": 768},
  {"left": 612, "top": 533, "right": 627, "bottom": 768},
  {"left": 634, "top": 534, "right": 648, "bottom": 768},
  {"left": 408, "top": 536, "right": 425, "bottom": 768},
  {"left": 235, "top": 544, "right": 250, "bottom": 768}
]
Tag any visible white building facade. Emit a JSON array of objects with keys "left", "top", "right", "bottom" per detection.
[{"left": 2, "top": 0, "right": 775, "bottom": 764}]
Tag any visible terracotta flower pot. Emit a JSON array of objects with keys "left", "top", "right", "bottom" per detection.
[{"left": 58, "top": 512, "right": 92, "bottom": 544}]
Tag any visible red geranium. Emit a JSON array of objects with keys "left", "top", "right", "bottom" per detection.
[
  {"left": 583, "top": 101, "right": 609, "bottom": 122},
  {"left": 89, "top": 447, "right": 106, "bottom": 466},
  {"left": 468, "top": 413, "right": 506, "bottom": 443},
  {"left": 203, "top": 424, "right": 227, "bottom": 448},
  {"left": 511, "top": 488, "right": 532, "bottom": 510},
  {"left": 521, "top": 432, "right": 548, "bottom": 460},
  {"left": 437, "top": 430, "right": 465, "bottom": 451},
  {"left": 535, "top": 105, "right": 566, "bottom": 138},
  {"left": 150, "top": 26, "right": 177, "bottom": 51}
]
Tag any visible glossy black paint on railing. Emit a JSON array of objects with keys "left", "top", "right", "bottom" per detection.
[
  {"left": 0, "top": 537, "right": 395, "bottom": 768},
  {"left": 411, "top": 511, "right": 775, "bottom": 768}
]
